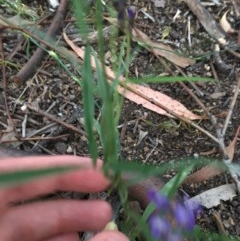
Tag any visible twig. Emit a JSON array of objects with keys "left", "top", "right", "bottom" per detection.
[
  {"left": 212, "top": 211, "right": 227, "bottom": 235},
  {"left": 31, "top": 104, "right": 83, "bottom": 151},
  {"left": 14, "top": 0, "right": 69, "bottom": 82},
  {"left": 24, "top": 103, "right": 86, "bottom": 136},
  {"left": 0, "top": 33, "right": 19, "bottom": 139},
  {"left": 213, "top": 44, "right": 232, "bottom": 72},
  {"left": 0, "top": 35, "right": 12, "bottom": 122},
  {"left": 22, "top": 114, "right": 28, "bottom": 138},
  {"left": 222, "top": 73, "right": 240, "bottom": 136},
  {"left": 209, "top": 60, "right": 220, "bottom": 87},
  {"left": 0, "top": 134, "right": 69, "bottom": 144}
]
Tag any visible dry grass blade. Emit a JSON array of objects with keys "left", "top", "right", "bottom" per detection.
[
  {"left": 183, "top": 161, "right": 224, "bottom": 184},
  {"left": 183, "top": 126, "right": 240, "bottom": 184},
  {"left": 131, "top": 28, "right": 196, "bottom": 68},
  {"left": 226, "top": 126, "right": 240, "bottom": 161}
]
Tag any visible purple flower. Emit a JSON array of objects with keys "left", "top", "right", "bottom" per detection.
[
  {"left": 147, "top": 188, "right": 171, "bottom": 211},
  {"left": 147, "top": 188, "right": 201, "bottom": 241},
  {"left": 174, "top": 203, "right": 195, "bottom": 231},
  {"left": 148, "top": 215, "right": 171, "bottom": 239},
  {"left": 113, "top": 0, "right": 136, "bottom": 29}
]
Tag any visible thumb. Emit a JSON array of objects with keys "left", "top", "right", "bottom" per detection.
[{"left": 89, "top": 231, "right": 129, "bottom": 241}]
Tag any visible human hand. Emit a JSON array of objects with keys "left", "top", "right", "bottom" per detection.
[{"left": 0, "top": 155, "right": 129, "bottom": 241}]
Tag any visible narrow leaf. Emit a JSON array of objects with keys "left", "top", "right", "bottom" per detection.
[
  {"left": 82, "top": 45, "right": 98, "bottom": 164},
  {"left": 0, "top": 166, "right": 78, "bottom": 188}
]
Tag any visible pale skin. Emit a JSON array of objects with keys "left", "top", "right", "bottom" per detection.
[{"left": 0, "top": 155, "right": 129, "bottom": 241}]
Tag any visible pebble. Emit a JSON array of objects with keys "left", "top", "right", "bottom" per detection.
[{"left": 55, "top": 142, "right": 67, "bottom": 154}]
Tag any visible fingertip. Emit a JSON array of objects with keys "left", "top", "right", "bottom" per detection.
[{"left": 89, "top": 231, "right": 129, "bottom": 241}]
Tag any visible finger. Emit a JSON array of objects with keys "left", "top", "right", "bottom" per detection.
[
  {"left": 89, "top": 231, "right": 129, "bottom": 241},
  {"left": 0, "top": 200, "right": 112, "bottom": 241},
  {"left": 0, "top": 155, "right": 101, "bottom": 172},
  {"left": 0, "top": 156, "right": 110, "bottom": 205},
  {"left": 43, "top": 233, "right": 79, "bottom": 241}
]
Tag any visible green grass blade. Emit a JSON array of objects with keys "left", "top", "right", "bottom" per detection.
[
  {"left": 94, "top": 53, "right": 119, "bottom": 166},
  {"left": 71, "top": 0, "right": 89, "bottom": 39},
  {"left": 128, "top": 76, "right": 214, "bottom": 84},
  {"left": 0, "top": 165, "right": 78, "bottom": 188},
  {"left": 82, "top": 45, "right": 98, "bottom": 164},
  {"left": 110, "top": 157, "right": 212, "bottom": 183}
]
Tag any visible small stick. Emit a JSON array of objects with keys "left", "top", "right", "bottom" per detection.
[
  {"left": 212, "top": 211, "right": 227, "bottom": 235},
  {"left": 222, "top": 72, "right": 240, "bottom": 136},
  {"left": 14, "top": 0, "right": 69, "bottom": 82},
  {"left": 0, "top": 35, "right": 12, "bottom": 122},
  {"left": 0, "top": 134, "right": 69, "bottom": 144},
  {"left": 25, "top": 103, "right": 86, "bottom": 136}
]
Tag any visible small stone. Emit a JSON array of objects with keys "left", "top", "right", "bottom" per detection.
[
  {"left": 144, "top": 146, "right": 149, "bottom": 152},
  {"left": 55, "top": 142, "right": 67, "bottom": 154},
  {"left": 193, "top": 153, "right": 199, "bottom": 158},
  {"left": 232, "top": 200, "right": 238, "bottom": 207},
  {"left": 66, "top": 145, "right": 73, "bottom": 153},
  {"left": 236, "top": 205, "right": 240, "bottom": 214}
]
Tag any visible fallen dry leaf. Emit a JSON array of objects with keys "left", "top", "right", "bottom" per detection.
[
  {"left": 132, "top": 28, "right": 196, "bottom": 68},
  {"left": 185, "top": 184, "right": 237, "bottom": 209},
  {"left": 220, "top": 10, "right": 235, "bottom": 34},
  {"left": 183, "top": 161, "right": 224, "bottom": 184},
  {"left": 117, "top": 83, "right": 201, "bottom": 119},
  {"left": 63, "top": 31, "right": 202, "bottom": 120},
  {"left": 226, "top": 126, "right": 240, "bottom": 161},
  {"left": 183, "top": 126, "right": 240, "bottom": 184},
  {"left": 104, "top": 17, "right": 195, "bottom": 67},
  {"left": 0, "top": 119, "right": 19, "bottom": 147}
]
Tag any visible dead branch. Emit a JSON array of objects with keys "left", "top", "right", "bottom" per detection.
[
  {"left": 14, "top": 0, "right": 69, "bottom": 82},
  {"left": 222, "top": 72, "right": 240, "bottom": 136},
  {"left": 24, "top": 103, "right": 86, "bottom": 136}
]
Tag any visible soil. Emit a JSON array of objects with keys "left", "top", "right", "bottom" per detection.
[{"left": 0, "top": 0, "right": 240, "bottom": 240}]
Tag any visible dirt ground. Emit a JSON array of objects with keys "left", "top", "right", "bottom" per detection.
[{"left": 0, "top": 0, "right": 240, "bottom": 239}]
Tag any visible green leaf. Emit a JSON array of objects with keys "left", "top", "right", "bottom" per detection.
[
  {"left": 94, "top": 52, "right": 119, "bottom": 166},
  {"left": 110, "top": 157, "right": 212, "bottom": 184},
  {"left": 191, "top": 226, "right": 240, "bottom": 241},
  {"left": 82, "top": 45, "right": 98, "bottom": 165},
  {"left": 128, "top": 76, "right": 214, "bottom": 84},
  {"left": 0, "top": 165, "right": 79, "bottom": 188},
  {"left": 71, "top": 0, "right": 89, "bottom": 39}
]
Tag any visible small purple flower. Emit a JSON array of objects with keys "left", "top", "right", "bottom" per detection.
[
  {"left": 126, "top": 7, "right": 136, "bottom": 27},
  {"left": 147, "top": 188, "right": 171, "bottom": 211},
  {"left": 174, "top": 203, "right": 195, "bottom": 231},
  {"left": 148, "top": 215, "right": 171, "bottom": 239},
  {"left": 147, "top": 189, "right": 201, "bottom": 241},
  {"left": 113, "top": 0, "right": 136, "bottom": 29}
]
